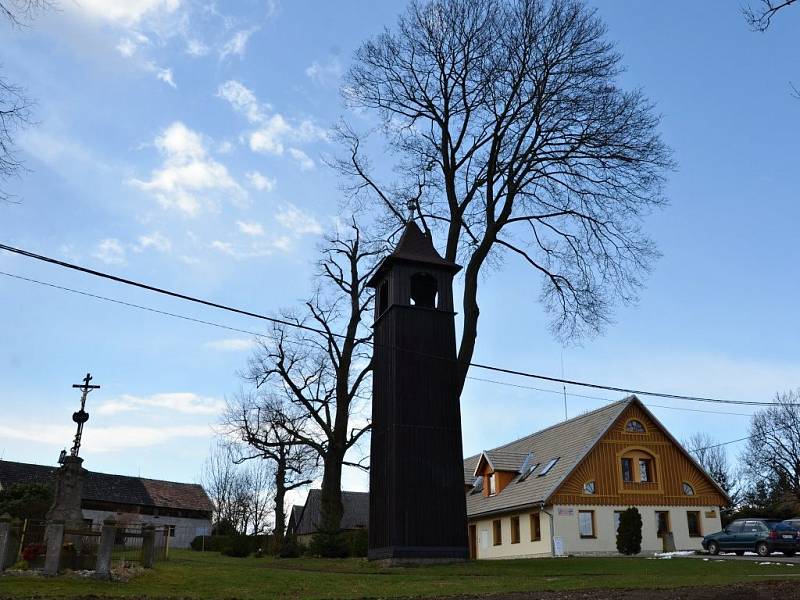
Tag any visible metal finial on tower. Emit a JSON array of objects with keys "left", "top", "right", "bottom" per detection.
[
  {"left": 406, "top": 197, "right": 416, "bottom": 223},
  {"left": 69, "top": 373, "right": 100, "bottom": 457}
]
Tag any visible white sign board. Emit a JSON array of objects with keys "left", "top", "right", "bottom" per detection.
[
  {"left": 557, "top": 507, "right": 574, "bottom": 516},
  {"left": 553, "top": 536, "right": 565, "bottom": 557}
]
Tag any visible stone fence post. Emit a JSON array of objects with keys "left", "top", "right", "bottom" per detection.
[
  {"left": 141, "top": 525, "right": 155, "bottom": 569},
  {"left": 94, "top": 518, "right": 117, "bottom": 579},
  {"left": 43, "top": 520, "right": 65, "bottom": 576},
  {"left": 0, "top": 515, "right": 19, "bottom": 572}
]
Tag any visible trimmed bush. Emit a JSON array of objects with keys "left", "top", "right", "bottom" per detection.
[
  {"left": 190, "top": 533, "right": 272, "bottom": 556},
  {"left": 616, "top": 507, "right": 643, "bottom": 555},
  {"left": 222, "top": 534, "right": 252, "bottom": 558}
]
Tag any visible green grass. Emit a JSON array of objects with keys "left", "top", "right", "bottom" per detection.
[{"left": 0, "top": 549, "right": 797, "bottom": 599}]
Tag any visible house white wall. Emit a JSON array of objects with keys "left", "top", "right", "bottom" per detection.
[
  {"left": 469, "top": 504, "right": 722, "bottom": 559},
  {"left": 551, "top": 504, "right": 721, "bottom": 556},
  {"left": 471, "top": 511, "right": 552, "bottom": 559},
  {"left": 83, "top": 509, "right": 211, "bottom": 549}
]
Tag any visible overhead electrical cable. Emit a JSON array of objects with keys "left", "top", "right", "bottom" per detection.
[{"left": 0, "top": 242, "right": 786, "bottom": 409}]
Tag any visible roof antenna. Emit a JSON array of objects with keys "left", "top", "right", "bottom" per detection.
[{"left": 561, "top": 350, "right": 568, "bottom": 421}]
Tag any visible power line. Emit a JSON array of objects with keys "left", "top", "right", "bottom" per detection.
[{"left": 0, "top": 242, "right": 785, "bottom": 408}]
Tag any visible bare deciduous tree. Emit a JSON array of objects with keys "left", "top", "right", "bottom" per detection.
[
  {"left": 742, "top": 390, "right": 800, "bottom": 513},
  {"left": 684, "top": 432, "right": 740, "bottom": 506},
  {"left": 224, "top": 392, "right": 319, "bottom": 541},
  {"left": 200, "top": 444, "right": 274, "bottom": 535},
  {"left": 1, "top": 1, "right": 56, "bottom": 203},
  {"left": 744, "top": 0, "right": 797, "bottom": 31},
  {"left": 244, "top": 223, "right": 379, "bottom": 546},
  {"left": 334, "top": 0, "right": 673, "bottom": 394}
]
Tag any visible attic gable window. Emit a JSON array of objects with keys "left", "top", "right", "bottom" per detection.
[
  {"left": 625, "top": 419, "right": 646, "bottom": 433},
  {"left": 682, "top": 482, "right": 695, "bottom": 496},
  {"left": 583, "top": 480, "right": 596, "bottom": 495},
  {"left": 538, "top": 457, "right": 559, "bottom": 477}
]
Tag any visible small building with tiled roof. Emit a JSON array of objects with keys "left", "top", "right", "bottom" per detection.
[
  {"left": 0, "top": 460, "right": 213, "bottom": 548},
  {"left": 288, "top": 489, "right": 368, "bottom": 545},
  {"left": 464, "top": 396, "right": 729, "bottom": 559}
]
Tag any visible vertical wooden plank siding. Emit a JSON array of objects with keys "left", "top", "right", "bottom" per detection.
[{"left": 550, "top": 404, "right": 727, "bottom": 507}]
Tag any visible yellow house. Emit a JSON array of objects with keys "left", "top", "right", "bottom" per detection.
[{"left": 463, "top": 396, "right": 729, "bottom": 559}]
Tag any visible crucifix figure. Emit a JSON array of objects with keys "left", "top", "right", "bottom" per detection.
[{"left": 69, "top": 372, "right": 99, "bottom": 457}]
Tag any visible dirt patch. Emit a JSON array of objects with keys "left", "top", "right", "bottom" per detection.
[{"left": 413, "top": 581, "right": 798, "bottom": 600}]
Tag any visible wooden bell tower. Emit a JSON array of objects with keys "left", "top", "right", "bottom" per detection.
[{"left": 367, "top": 221, "right": 469, "bottom": 562}]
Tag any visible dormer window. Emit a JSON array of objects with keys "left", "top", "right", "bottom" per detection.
[
  {"left": 488, "top": 473, "right": 497, "bottom": 496},
  {"left": 625, "top": 419, "right": 646, "bottom": 434}
]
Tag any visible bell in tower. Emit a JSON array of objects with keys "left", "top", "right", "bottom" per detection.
[{"left": 367, "top": 221, "right": 469, "bottom": 562}]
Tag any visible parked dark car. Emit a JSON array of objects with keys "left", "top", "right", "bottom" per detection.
[
  {"left": 784, "top": 518, "right": 800, "bottom": 530},
  {"left": 702, "top": 518, "right": 800, "bottom": 557}
]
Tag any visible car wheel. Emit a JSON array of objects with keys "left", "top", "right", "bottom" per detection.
[
  {"left": 756, "top": 542, "right": 770, "bottom": 557},
  {"left": 707, "top": 541, "right": 720, "bottom": 555},
  {"left": 735, "top": 551, "right": 744, "bottom": 556},
  {"left": 783, "top": 551, "right": 796, "bottom": 557}
]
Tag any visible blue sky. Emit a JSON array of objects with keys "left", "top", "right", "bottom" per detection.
[{"left": 1, "top": 1, "right": 798, "bottom": 506}]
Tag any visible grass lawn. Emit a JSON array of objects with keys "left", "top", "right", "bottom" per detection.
[{"left": 0, "top": 550, "right": 797, "bottom": 599}]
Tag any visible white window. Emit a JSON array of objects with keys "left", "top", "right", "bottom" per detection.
[
  {"left": 613, "top": 511, "right": 623, "bottom": 532},
  {"left": 579, "top": 511, "right": 595, "bottom": 538}
]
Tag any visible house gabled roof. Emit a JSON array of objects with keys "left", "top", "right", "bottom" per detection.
[
  {"left": 464, "top": 396, "right": 731, "bottom": 519},
  {"left": 465, "top": 398, "right": 633, "bottom": 518},
  {"left": 293, "top": 489, "right": 369, "bottom": 536},
  {"left": 0, "top": 460, "right": 214, "bottom": 513}
]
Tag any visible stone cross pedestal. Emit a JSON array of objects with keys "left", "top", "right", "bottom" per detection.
[
  {"left": 43, "top": 521, "right": 65, "bottom": 576},
  {"left": 46, "top": 456, "right": 86, "bottom": 531}
]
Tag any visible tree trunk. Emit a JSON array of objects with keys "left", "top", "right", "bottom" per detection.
[
  {"left": 319, "top": 448, "right": 345, "bottom": 534},
  {"left": 273, "top": 461, "right": 287, "bottom": 541}
]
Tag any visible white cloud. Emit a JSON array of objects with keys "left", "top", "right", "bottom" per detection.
[
  {"left": 219, "top": 28, "right": 257, "bottom": 60},
  {"left": 305, "top": 58, "right": 343, "bottom": 86},
  {"left": 97, "top": 392, "right": 224, "bottom": 416},
  {"left": 236, "top": 220, "right": 265, "bottom": 236},
  {"left": 288, "top": 147, "right": 315, "bottom": 171},
  {"left": 217, "top": 80, "right": 327, "bottom": 165},
  {"left": 210, "top": 237, "right": 291, "bottom": 259},
  {"left": 276, "top": 204, "right": 323, "bottom": 235},
  {"left": 186, "top": 38, "right": 209, "bottom": 57},
  {"left": 246, "top": 170, "right": 276, "bottom": 192},
  {"left": 0, "top": 423, "right": 212, "bottom": 453},
  {"left": 74, "top": 0, "right": 182, "bottom": 25},
  {"left": 135, "top": 232, "right": 172, "bottom": 253},
  {"left": 130, "top": 121, "right": 245, "bottom": 216},
  {"left": 93, "top": 238, "right": 127, "bottom": 265},
  {"left": 156, "top": 67, "right": 177, "bottom": 88},
  {"left": 204, "top": 338, "right": 256, "bottom": 352}
]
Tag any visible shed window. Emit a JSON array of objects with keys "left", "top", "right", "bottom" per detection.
[
  {"left": 492, "top": 519, "right": 502, "bottom": 545},
  {"left": 410, "top": 272, "right": 437, "bottom": 308}
]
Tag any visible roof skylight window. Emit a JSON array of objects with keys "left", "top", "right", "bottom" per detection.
[{"left": 538, "top": 457, "right": 559, "bottom": 476}]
